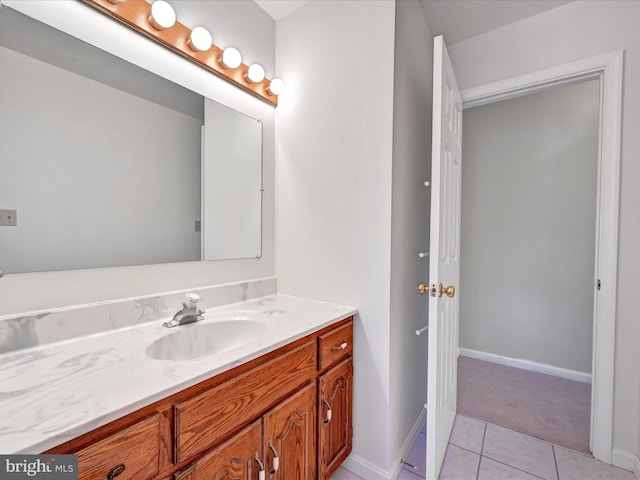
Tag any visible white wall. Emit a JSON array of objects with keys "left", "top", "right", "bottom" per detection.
[
  {"left": 460, "top": 79, "right": 599, "bottom": 374},
  {"left": 0, "top": 0, "right": 276, "bottom": 316},
  {"left": 275, "top": 0, "right": 397, "bottom": 475},
  {"left": 389, "top": 0, "right": 433, "bottom": 467},
  {"left": 448, "top": 0, "right": 640, "bottom": 460},
  {"left": 0, "top": 46, "right": 202, "bottom": 273},
  {"left": 166, "top": 0, "right": 276, "bottom": 79}
]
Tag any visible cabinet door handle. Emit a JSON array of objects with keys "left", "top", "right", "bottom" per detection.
[
  {"left": 254, "top": 452, "right": 265, "bottom": 480},
  {"left": 322, "top": 399, "right": 332, "bottom": 426},
  {"left": 106, "top": 464, "right": 125, "bottom": 480},
  {"left": 330, "top": 340, "right": 348, "bottom": 351},
  {"left": 269, "top": 439, "right": 279, "bottom": 474}
]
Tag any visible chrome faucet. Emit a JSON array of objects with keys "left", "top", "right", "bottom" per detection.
[{"left": 163, "top": 293, "right": 205, "bottom": 328}]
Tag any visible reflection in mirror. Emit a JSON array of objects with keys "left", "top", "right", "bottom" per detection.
[
  {"left": 203, "top": 99, "right": 263, "bottom": 260},
  {"left": 0, "top": 6, "right": 262, "bottom": 274}
]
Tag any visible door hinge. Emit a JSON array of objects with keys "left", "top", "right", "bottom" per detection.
[{"left": 597, "top": 279, "right": 601, "bottom": 291}]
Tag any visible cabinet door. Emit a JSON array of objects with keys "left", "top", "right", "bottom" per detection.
[
  {"left": 318, "top": 359, "right": 353, "bottom": 480},
  {"left": 263, "top": 383, "right": 316, "bottom": 480},
  {"left": 174, "top": 420, "right": 263, "bottom": 480}
]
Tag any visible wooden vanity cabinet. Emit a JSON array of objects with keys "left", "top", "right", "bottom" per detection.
[
  {"left": 46, "top": 317, "right": 353, "bottom": 480},
  {"left": 317, "top": 321, "right": 354, "bottom": 480},
  {"left": 317, "top": 315, "right": 354, "bottom": 478}
]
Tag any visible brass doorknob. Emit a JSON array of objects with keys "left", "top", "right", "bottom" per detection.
[
  {"left": 417, "top": 283, "right": 429, "bottom": 295},
  {"left": 432, "top": 283, "right": 455, "bottom": 298},
  {"left": 442, "top": 284, "right": 455, "bottom": 298}
]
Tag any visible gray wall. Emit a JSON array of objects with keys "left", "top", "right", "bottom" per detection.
[
  {"left": 0, "top": 45, "right": 202, "bottom": 273},
  {"left": 448, "top": 0, "right": 640, "bottom": 461},
  {"left": 459, "top": 79, "right": 599, "bottom": 374},
  {"left": 0, "top": 0, "right": 276, "bottom": 316},
  {"left": 389, "top": 0, "right": 433, "bottom": 463},
  {"left": 0, "top": 6, "right": 203, "bottom": 121}
]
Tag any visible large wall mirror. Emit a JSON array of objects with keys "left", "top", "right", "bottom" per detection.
[{"left": 0, "top": 6, "right": 262, "bottom": 275}]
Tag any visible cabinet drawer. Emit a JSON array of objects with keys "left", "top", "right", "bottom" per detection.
[
  {"left": 75, "top": 414, "right": 160, "bottom": 480},
  {"left": 318, "top": 322, "right": 353, "bottom": 370},
  {"left": 174, "top": 340, "right": 316, "bottom": 462}
]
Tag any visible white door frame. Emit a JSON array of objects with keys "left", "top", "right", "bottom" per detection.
[{"left": 460, "top": 50, "right": 623, "bottom": 464}]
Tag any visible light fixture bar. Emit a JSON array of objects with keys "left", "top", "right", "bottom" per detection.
[{"left": 83, "top": 0, "right": 278, "bottom": 106}]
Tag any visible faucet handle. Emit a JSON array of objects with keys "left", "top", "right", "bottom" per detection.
[{"left": 184, "top": 293, "right": 201, "bottom": 309}]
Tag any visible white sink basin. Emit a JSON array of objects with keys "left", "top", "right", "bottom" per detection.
[{"left": 146, "top": 319, "right": 269, "bottom": 360}]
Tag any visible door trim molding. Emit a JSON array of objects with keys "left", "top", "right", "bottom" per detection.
[
  {"left": 611, "top": 449, "right": 640, "bottom": 478},
  {"left": 461, "top": 50, "right": 623, "bottom": 464}
]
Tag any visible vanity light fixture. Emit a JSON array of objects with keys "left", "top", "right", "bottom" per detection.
[
  {"left": 268, "top": 78, "right": 285, "bottom": 96},
  {"left": 187, "top": 26, "right": 213, "bottom": 52},
  {"left": 83, "top": 0, "right": 282, "bottom": 106},
  {"left": 148, "top": 0, "right": 176, "bottom": 31},
  {"left": 220, "top": 47, "right": 242, "bottom": 69},
  {"left": 246, "top": 64, "right": 265, "bottom": 84}
]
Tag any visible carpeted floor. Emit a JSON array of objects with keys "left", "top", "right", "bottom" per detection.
[{"left": 457, "top": 355, "right": 591, "bottom": 454}]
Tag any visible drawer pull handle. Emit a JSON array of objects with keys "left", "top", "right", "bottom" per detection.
[
  {"left": 323, "top": 399, "right": 332, "bottom": 426},
  {"left": 269, "top": 439, "right": 279, "bottom": 474},
  {"left": 106, "top": 464, "right": 125, "bottom": 480},
  {"left": 330, "top": 340, "right": 348, "bottom": 351},
  {"left": 255, "top": 452, "right": 265, "bottom": 480}
]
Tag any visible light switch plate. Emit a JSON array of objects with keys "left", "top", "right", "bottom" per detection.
[{"left": 0, "top": 209, "right": 17, "bottom": 226}]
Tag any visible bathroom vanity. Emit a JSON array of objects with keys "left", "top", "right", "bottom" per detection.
[
  {"left": 0, "top": 293, "right": 355, "bottom": 480},
  {"left": 49, "top": 318, "right": 352, "bottom": 480}
]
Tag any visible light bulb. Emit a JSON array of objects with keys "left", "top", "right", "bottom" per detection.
[
  {"left": 148, "top": 0, "right": 176, "bottom": 30},
  {"left": 188, "top": 27, "right": 212, "bottom": 52},
  {"left": 268, "top": 78, "right": 285, "bottom": 96},
  {"left": 246, "top": 64, "right": 265, "bottom": 83},
  {"left": 221, "top": 47, "right": 242, "bottom": 69}
]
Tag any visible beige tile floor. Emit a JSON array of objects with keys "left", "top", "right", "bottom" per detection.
[{"left": 332, "top": 414, "right": 636, "bottom": 480}]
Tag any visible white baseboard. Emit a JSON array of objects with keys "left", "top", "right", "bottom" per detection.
[
  {"left": 459, "top": 348, "right": 592, "bottom": 383},
  {"left": 390, "top": 406, "right": 427, "bottom": 478},
  {"left": 340, "top": 454, "right": 390, "bottom": 480},
  {"left": 611, "top": 448, "right": 640, "bottom": 478},
  {"left": 338, "top": 407, "right": 427, "bottom": 480}
]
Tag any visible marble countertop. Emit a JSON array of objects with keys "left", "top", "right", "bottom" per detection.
[{"left": 0, "top": 294, "right": 357, "bottom": 454}]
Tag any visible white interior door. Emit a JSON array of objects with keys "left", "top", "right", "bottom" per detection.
[{"left": 426, "top": 35, "right": 462, "bottom": 480}]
